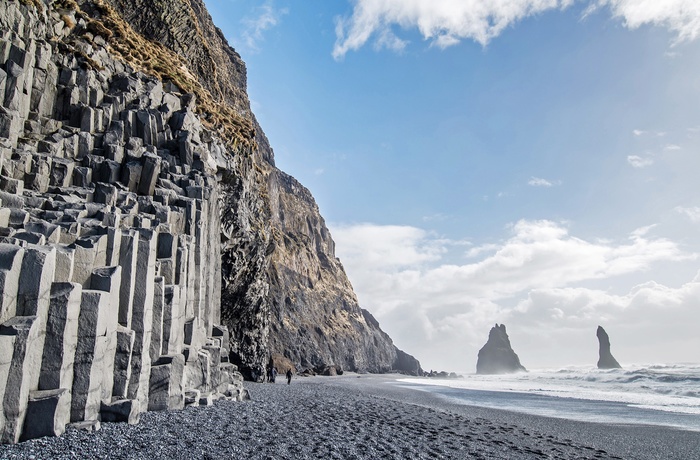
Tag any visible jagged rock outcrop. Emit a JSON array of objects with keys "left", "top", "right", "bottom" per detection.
[
  {"left": 0, "top": 0, "right": 422, "bottom": 443},
  {"left": 0, "top": 0, "right": 246, "bottom": 443},
  {"left": 102, "top": 0, "right": 422, "bottom": 379},
  {"left": 476, "top": 324, "right": 527, "bottom": 374},
  {"left": 596, "top": 326, "right": 622, "bottom": 369},
  {"left": 265, "top": 171, "right": 422, "bottom": 376}
]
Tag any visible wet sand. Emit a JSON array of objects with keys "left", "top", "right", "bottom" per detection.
[{"left": 0, "top": 373, "right": 697, "bottom": 459}]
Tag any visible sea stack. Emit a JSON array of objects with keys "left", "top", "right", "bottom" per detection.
[
  {"left": 476, "top": 324, "right": 527, "bottom": 374},
  {"left": 596, "top": 326, "right": 622, "bottom": 369}
]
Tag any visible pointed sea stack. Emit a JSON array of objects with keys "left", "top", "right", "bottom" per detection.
[
  {"left": 596, "top": 326, "right": 622, "bottom": 369},
  {"left": 476, "top": 324, "right": 527, "bottom": 374}
]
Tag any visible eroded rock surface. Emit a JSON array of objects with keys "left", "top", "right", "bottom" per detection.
[
  {"left": 0, "top": 0, "right": 245, "bottom": 443},
  {"left": 103, "top": 0, "right": 422, "bottom": 379},
  {"left": 596, "top": 326, "right": 622, "bottom": 369},
  {"left": 0, "top": 0, "right": 422, "bottom": 443},
  {"left": 476, "top": 324, "right": 527, "bottom": 375}
]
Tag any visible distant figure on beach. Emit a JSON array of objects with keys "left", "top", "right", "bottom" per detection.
[
  {"left": 271, "top": 366, "right": 278, "bottom": 383},
  {"left": 286, "top": 369, "right": 293, "bottom": 385}
]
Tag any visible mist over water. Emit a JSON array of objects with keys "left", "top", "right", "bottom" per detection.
[{"left": 399, "top": 364, "right": 700, "bottom": 432}]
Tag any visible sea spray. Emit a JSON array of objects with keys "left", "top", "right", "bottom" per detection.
[{"left": 399, "top": 363, "right": 700, "bottom": 431}]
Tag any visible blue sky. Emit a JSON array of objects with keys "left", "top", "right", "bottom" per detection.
[{"left": 204, "top": 0, "right": 700, "bottom": 371}]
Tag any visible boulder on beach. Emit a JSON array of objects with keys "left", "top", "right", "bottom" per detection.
[
  {"left": 596, "top": 326, "right": 622, "bottom": 369},
  {"left": 476, "top": 324, "right": 527, "bottom": 374},
  {"left": 314, "top": 364, "right": 343, "bottom": 376},
  {"left": 269, "top": 353, "right": 297, "bottom": 375}
]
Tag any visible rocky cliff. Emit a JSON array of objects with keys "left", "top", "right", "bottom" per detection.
[
  {"left": 97, "top": 0, "right": 422, "bottom": 379},
  {"left": 476, "top": 324, "right": 527, "bottom": 374},
  {"left": 0, "top": 0, "right": 420, "bottom": 443},
  {"left": 0, "top": 0, "right": 251, "bottom": 443},
  {"left": 596, "top": 326, "right": 622, "bottom": 369},
  {"left": 266, "top": 170, "right": 420, "bottom": 375}
]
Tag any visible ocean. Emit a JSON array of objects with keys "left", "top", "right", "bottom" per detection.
[{"left": 397, "top": 363, "right": 700, "bottom": 432}]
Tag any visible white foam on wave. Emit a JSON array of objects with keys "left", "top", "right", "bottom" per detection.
[{"left": 400, "top": 363, "right": 700, "bottom": 416}]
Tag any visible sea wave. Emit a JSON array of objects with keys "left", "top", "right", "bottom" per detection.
[{"left": 400, "top": 363, "right": 700, "bottom": 416}]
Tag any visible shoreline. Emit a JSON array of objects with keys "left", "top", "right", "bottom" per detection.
[
  {"left": 0, "top": 374, "right": 698, "bottom": 459},
  {"left": 323, "top": 373, "right": 700, "bottom": 459},
  {"left": 396, "top": 375, "right": 700, "bottom": 432}
]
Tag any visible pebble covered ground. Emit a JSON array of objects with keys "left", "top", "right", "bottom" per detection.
[{"left": 0, "top": 375, "right": 691, "bottom": 459}]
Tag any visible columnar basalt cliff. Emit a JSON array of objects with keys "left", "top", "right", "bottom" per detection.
[
  {"left": 476, "top": 324, "right": 527, "bottom": 375},
  {"left": 596, "top": 326, "right": 622, "bottom": 369},
  {"left": 0, "top": 0, "right": 250, "bottom": 443},
  {"left": 97, "top": 0, "right": 422, "bottom": 379},
  {"left": 0, "top": 0, "right": 420, "bottom": 443}
]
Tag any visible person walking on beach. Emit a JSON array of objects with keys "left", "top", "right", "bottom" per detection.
[
  {"left": 271, "top": 366, "right": 278, "bottom": 383},
  {"left": 286, "top": 369, "right": 293, "bottom": 385}
]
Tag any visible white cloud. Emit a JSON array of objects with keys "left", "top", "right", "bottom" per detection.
[
  {"left": 465, "top": 243, "right": 500, "bottom": 258},
  {"left": 422, "top": 213, "right": 450, "bottom": 222},
  {"left": 373, "top": 28, "right": 408, "bottom": 52},
  {"left": 627, "top": 154, "right": 654, "bottom": 168},
  {"left": 510, "top": 278, "right": 700, "bottom": 366},
  {"left": 528, "top": 176, "right": 561, "bottom": 187},
  {"left": 595, "top": 0, "right": 700, "bottom": 44},
  {"left": 333, "top": 0, "right": 700, "bottom": 59},
  {"left": 675, "top": 206, "right": 700, "bottom": 222},
  {"left": 241, "top": 2, "right": 288, "bottom": 52},
  {"left": 314, "top": 168, "right": 325, "bottom": 175},
  {"left": 333, "top": 0, "right": 574, "bottom": 59},
  {"left": 664, "top": 144, "right": 682, "bottom": 151},
  {"left": 330, "top": 220, "right": 697, "bottom": 370},
  {"left": 632, "top": 130, "right": 669, "bottom": 138},
  {"left": 331, "top": 223, "right": 448, "bottom": 270}
]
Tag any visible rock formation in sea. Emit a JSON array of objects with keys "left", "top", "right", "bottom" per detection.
[
  {"left": 476, "top": 324, "right": 527, "bottom": 374},
  {"left": 0, "top": 0, "right": 420, "bottom": 443},
  {"left": 596, "top": 326, "right": 622, "bottom": 369}
]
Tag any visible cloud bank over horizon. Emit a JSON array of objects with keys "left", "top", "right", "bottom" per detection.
[
  {"left": 333, "top": 0, "right": 700, "bottom": 59},
  {"left": 331, "top": 220, "right": 700, "bottom": 371}
]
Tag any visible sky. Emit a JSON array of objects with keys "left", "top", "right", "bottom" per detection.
[{"left": 203, "top": 0, "right": 700, "bottom": 372}]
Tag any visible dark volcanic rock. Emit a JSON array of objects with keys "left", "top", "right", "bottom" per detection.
[
  {"left": 393, "top": 345, "right": 423, "bottom": 376},
  {"left": 265, "top": 170, "right": 422, "bottom": 376},
  {"left": 104, "top": 0, "right": 422, "bottom": 378},
  {"left": 0, "top": 0, "right": 250, "bottom": 443},
  {"left": 596, "top": 326, "right": 622, "bottom": 369},
  {"left": 476, "top": 324, "right": 527, "bottom": 374},
  {"left": 0, "top": 0, "right": 423, "bottom": 444}
]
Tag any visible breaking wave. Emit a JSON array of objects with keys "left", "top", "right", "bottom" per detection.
[{"left": 400, "top": 363, "right": 700, "bottom": 417}]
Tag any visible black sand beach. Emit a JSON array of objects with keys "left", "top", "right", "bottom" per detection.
[{"left": 0, "top": 374, "right": 697, "bottom": 459}]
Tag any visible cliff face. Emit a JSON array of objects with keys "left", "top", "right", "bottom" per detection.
[
  {"left": 0, "top": 0, "right": 421, "bottom": 442},
  {"left": 476, "top": 324, "right": 527, "bottom": 374},
  {"left": 267, "top": 170, "right": 419, "bottom": 374},
  {"left": 0, "top": 0, "right": 249, "bottom": 443},
  {"left": 102, "top": 0, "right": 422, "bottom": 378}
]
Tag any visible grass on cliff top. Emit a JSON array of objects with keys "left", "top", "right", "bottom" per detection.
[
  {"left": 19, "top": 0, "right": 44, "bottom": 11},
  {"left": 55, "top": 0, "right": 256, "bottom": 151}
]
